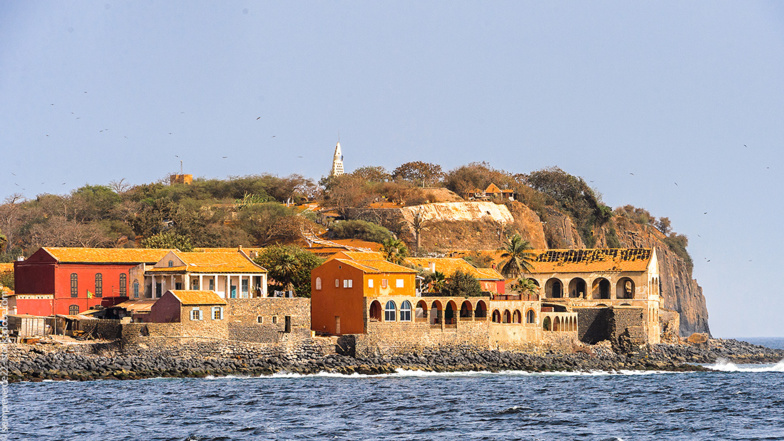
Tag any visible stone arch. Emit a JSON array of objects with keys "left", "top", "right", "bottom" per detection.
[
  {"left": 617, "top": 277, "right": 635, "bottom": 299},
  {"left": 592, "top": 278, "right": 611, "bottom": 300},
  {"left": 543, "top": 316, "right": 552, "bottom": 331},
  {"left": 512, "top": 310, "right": 522, "bottom": 324},
  {"left": 460, "top": 301, "right": 473, "bottom": 320},
  {"left": 596, "top": 303, "right": 608, "bottom": 307},
  {"left": 475, "top": 300, "right": 488, "bottom": 319},
  {"left": 545, "top": 278, "right": 564, "bottom": 298},
  {"left": 526, "top": 309, "right": 536, "bottom": 324},
  {"left": 553, "top": 316, "right": 561, "bottom": 332},
  {"left": 369, "top": 300, "right": 382, "bottom": 321},
  {"left": 445, "top": 300, "right": 458, "bottom": 325},
  {"left": 492, "top": 309, "right": 501, "bottom": 323},
  {"left": 415, "top": 300, "right": 428, "bottom": 322},
  {"left": 502, "top": 310, "right": 511, "bottom": 324},
  {"left": 431, "top": 300, "right": 443, "bottom": 325},
  {"left": 568, "top": 277, "right": 587, "bottom": 298}
]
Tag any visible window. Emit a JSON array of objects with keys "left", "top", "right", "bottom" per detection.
[
  {"left": 395, "top": 279, "right": 404, "bottom": 288},
  {"left": 368, "top": 279, "right": 374, "bottom": 288},
  {"left": 400, "top": 300, "right": 412, "bottom": 322},
  {"left": 168, "top": 260, "right": 174, "bottom": 267},
  {"left": 343, "top": 279, "right": 353, "bottom": 288},
  {"left": 272, "top": 316, "right": 278, "bottom": 324},
  {"left": 133, "top": 281, "right": 140, "bottom": 298},
  {"left": 119, "top": 274, "right": 127, "bottom": 296},
  {"left": 69, "top": 305, "right": 79, "bottom": 315},
  {"left": 257, "top": 316, "right": 263, "bottom": 324},
  {"left": 381, "top": 279, "right": 388, "bottom": 288},
  {"left": 209, "top": 279, "right": 215, "bottom": 291},
  {"left": 242, "top": 279, "right": 249, "bottom": 295},
  {"left": 70, "top": 274, "right": 78, "bottom": 298},
  {"left": 526, "top": 310, "right": 536, "bottom": 324},
  {"left": 95, "top": 274, "right": 102, "bottom": 298},
  {"left": 192, "top": 280, "right": 199, "bottom": 290},
  {"left": 315, "top": 277, "right": 322, "bottom": 290},
  {"left": 190, "top": 308, "right": 203, "bottom": 321},
  {"left": 384, "top": 300, "right": 396, "bottom": 322},
  {"left": 335, "top": 279, "right": 339, "bottom": 288},
  {"left": 212, "top": 306, "right": 224, "bottom": 320}
]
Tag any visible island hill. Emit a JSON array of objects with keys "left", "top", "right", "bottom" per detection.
[{"left": 2, "top": 155, "right": 752, "bottom": 381}]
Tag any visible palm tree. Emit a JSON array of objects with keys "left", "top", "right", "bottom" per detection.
[
  {"left": 511, "top": 277, "right": 539, "bottom": 297},
  {"left": 382, "top": 238, "right": 409, "bottom": 265},
  {"left": 499, "top": 234, "right": 535, "bottom": 278},
  {"left": 424, "top": 270, "right": 446, "bottom": 293}
]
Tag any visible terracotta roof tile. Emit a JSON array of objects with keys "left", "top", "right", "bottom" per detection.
[
  {"left": 529, "top": 248, "right": 653, "bottom": 273},
  {"left": 405, "top": 257, "right": 503, "bottom": 280},
  {"left": 155, "top": 251, "right": 266, "bottom": 274},
  {"left": 328, "top": 251, "right": 386, "bottom": 261},
  {"left": 0, "top": 263, "right": 13, "bottom": 272},
  {"left": 169, "top": 290, "right": 227, "bottom": 305},
  {"left": 43, "top": 247, "right": 174, "bottom": 264},
  {"left": 335, "top": 259, "right": 416, "bottom": 274}
]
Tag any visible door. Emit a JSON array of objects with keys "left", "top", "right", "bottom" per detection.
[{"left": 335, "top": 316, "right": 341, "bottom": 334}]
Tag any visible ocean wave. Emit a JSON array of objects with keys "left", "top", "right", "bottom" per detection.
[{"left": 706, "top": 358, "right": 784, "bottom": 372}]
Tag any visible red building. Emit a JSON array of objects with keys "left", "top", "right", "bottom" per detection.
[{"left": 14, "top": 248, "right": 172, "bottom": 316}]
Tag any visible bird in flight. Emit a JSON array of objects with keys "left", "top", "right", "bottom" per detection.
[
  {"left": 222, "top": 156, "right": 228, "bottom": 159},
  {"left": 629, "top": 173, "right": 634, "bottom": 176},
  {"left": 674, "top": 182, "right": 678, "bottom": 186},
  {"left": 256, "top": 117, "right": 261, "bottom": 120}
]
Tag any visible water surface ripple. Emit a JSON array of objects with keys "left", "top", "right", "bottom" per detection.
[{"left": 9, "top": 360, "right": 784, "bottom": 440}]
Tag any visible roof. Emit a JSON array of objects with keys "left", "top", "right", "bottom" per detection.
[
  {"left": 168, "top": 290, "right": 227, "bottom": 305},
  {"left": 328, "top": 251, "right": 386, "bottom": 261},
  {"left": 42, "top": 247, "right": 174, "bottom": 264},
  {"left": 528, "top": 248, "right": 653, "bottom": 273},
  {"left": 333, "top": 259, "right": 417, "bottom": 274},
  {"left": 113, "top": 299, "right": 157, "bottom": 313},
  {"left": 0, "top": 263, "right": 14, "bottom": 272},
  {"left": 484, "top": 183, "right": 502, "bottom": 194},
  {"left": 405, "top": 257, "right": 503, "bottom": 280},
  {"left": 150, "top": 251, "right": 266, "bottom": 274}
]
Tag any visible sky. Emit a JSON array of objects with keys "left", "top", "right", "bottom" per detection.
[{"left": 2, "top": 1, "right": 784, "bottom": 338}]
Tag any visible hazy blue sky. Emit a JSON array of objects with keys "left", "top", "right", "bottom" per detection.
[{"left": 2, "top": 1, "right": 783, "bottom": 337}]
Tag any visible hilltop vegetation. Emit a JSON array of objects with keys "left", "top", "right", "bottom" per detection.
[{"left": 0, "top": 163, "right": 692, "bottom": 277}]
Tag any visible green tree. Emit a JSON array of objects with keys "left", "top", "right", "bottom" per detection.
[
  {"left": 141, "top": 231, "right": 194, "bottom": 251},
  {"left": 0, "top": 228, "right": 6, "bottom": 254},
  {"left": 511, "top": 277, "right": 539, "bottom": 297},
  {"left": 382, "top": 238, "right": 409, "bottom": 265},
  {"left": 328, "top": 219, "right": 394, "bottom": 243},
  {"left": 254, "top": 245, "right": 324, "bottom": 297},
  {"left": 423, "top": 270, "right": 446, "bottom": 293},
  {"left": 442, "top": 270, "right": 482, "bottom": 297},
  {"left": 392, "top": 161, "right": 444, "bottom": 187},
  {"left": 499, "top": 234, "right": 535, "bottom": 278}
]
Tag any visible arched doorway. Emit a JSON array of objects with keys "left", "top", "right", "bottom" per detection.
[
  {"left": 430, "top": 301, "right": 443, "bottom": 325},
  {"left": 617, "top": 278, "right": 635, "bottom": 299},
  {"left": 475, "top": 301, "right": 488, "bottom": 319},
  {"left": 526, "top": 309, "right": 536, "bottom": 324},
  {"left": 369, "top": 300, "right": 382, "bottom": 321},
  {"left": 512, "top": 310, "right": 522, "bottom": 323},
  {"left": 460, "top": 301, "right": 473, "bottom": 320},
  {"left": 592, "top": 278, "right": 611, "bottom": 299},
  {"left": 545, "top": 278, "right": 563, "bottom": 298},
  {"left": 415, "top": 300, "right": 428, "bottom": 322},
  {"left": 492, "top": 310, "right": 501, "bottom": 323},
  {"left": 568, "top": 277, "right": 587, "bottom": 298},
  {"left": 445, "top": 301, "right": 457, "bottom": 325},
  {"left": 543, "top": 316, "right": 551, "bottom": 331}
]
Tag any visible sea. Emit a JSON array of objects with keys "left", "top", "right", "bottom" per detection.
[{"left": 7, "top": 337, "right": 784, "bottom": 441}]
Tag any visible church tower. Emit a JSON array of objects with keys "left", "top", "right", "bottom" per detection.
[{"left": 330, "top": 142, "right": 344, "bottom": 176}]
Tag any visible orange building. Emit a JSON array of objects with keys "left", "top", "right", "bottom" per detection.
[{"left": 311, "top": 258, "right": 416, "bottom": 335}]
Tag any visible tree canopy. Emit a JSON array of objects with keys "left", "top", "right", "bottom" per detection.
[{"left": 254, "top": 245, "right": 325, "bottom": 297}]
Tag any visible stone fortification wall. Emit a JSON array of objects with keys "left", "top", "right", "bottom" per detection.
[
  {"left": 224, "top": 298, "right": 311, "bottom": 343},
  {"left": 355, "top": 321, "right": 490, "bottom": 356},
  {"left": 75, "top": 319, "right": 123, "bottom": 340},
  {"left": 577, "top": 308, "right": 612, "bottom": 344},
  {"left": 611, "top": 307, "right": 646, "bottom": 349}
]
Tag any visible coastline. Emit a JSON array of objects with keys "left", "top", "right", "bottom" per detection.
[{"left": 6, "top": 338, "right": 782, "bottom": 383}]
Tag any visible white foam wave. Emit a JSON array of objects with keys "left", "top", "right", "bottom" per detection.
[{"left": 706, "top": 358, "right": 784, "bottom": 373}]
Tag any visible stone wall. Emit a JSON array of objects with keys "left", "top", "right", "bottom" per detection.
[
  {"left": 180, "top": 305, "right": 229, "bottom": 339},
  {"left": 75, "top": 319, "right": 122, "bottom": 340},
  {"left": 577, "top": 308, "right": 612, "bottom": 344},
  {"left": 224, "top": 298, "right": 311, "bottom": 343},
  {"left": 355, "top": 320, "right": 490, "bottom": 356},
  {"left": 611, "top": 307, "right": 646, "bottom": 347},
  {"left": 659, "top": 308, "right": 681, "bottom": 344}
]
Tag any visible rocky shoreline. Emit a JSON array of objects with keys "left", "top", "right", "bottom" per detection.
[{"left": 5, "top": 338, "right": 782, "bottom": 383}]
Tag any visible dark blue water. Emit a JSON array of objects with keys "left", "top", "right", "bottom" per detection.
[{"left": 9, "top": 339, "right": 784, "bottom": 440}]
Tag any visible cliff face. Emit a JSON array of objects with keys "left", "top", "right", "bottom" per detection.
[{"left": 603, "top": 220, "right": 710, "bottom": 337}]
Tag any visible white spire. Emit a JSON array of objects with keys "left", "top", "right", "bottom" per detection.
[{"left": 330, "top": 141, "right": 344, "bottom": 176}]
